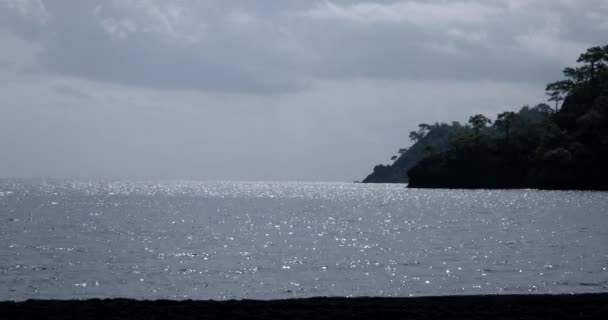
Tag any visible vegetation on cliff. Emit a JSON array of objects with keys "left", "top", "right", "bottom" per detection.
[{"left": 363, "top": 45, "right": 608, "bottom": 190}]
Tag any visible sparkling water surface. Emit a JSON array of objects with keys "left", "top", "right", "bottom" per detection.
[{"left": 1, "top": 180, "right": 607, "bottom": 300}]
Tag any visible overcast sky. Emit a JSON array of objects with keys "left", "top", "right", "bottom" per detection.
[{"left": 1, "top": 0, "right": 607, "bottom": 182}]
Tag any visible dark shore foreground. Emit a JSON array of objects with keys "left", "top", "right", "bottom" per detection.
[{"left": 2, "top": 294, "right": 608, "bottom": 319}]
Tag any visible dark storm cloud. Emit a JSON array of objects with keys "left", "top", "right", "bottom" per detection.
[{"left": 2, "top": 0, "right": 607, "bottom": 93}]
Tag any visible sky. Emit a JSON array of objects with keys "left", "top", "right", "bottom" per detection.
[{"left": 1, "top": 0, "right": 607, "bottom": 182}]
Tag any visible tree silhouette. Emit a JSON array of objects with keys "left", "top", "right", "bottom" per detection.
[
  {"left": 495, "top": 111, "right": 517, "bottom": 142},
  {"left": 547, "top": 91, "right": 564, "bottom": 113},
  {"left": 409, "top": 131, "right": 423, "bottom": 143},
  {"left": 533, "top": 103, "right": 553, "bottom": 115},
  {"left": 546, "top": 79, "right": 573, "bottom": 96},
  {"left": 563, "top": 66, "right": 587, "bottom": 84},
  {"left": 468, "top": 114, "right": 492, "bottom": 135},
  {"left": 577, "top": 46, "right": 608, "bottom": 89},
  {"left": 544, "top": 47, "right": 608, "bottom": 110},
  {"left": 409, "top": 123, "right": 431, "bottom": 142}
]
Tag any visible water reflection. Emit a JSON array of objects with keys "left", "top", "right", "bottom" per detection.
[{"left": 1, "top": 180, "right": 607, "bottom": 300}]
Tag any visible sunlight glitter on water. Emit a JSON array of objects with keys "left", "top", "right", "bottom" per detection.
[{"left": 1, "top": 180, "right": 607, "bottom": 300}]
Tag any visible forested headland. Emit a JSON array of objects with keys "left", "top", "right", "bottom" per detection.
[{"left": 363, "top": 45, "right": 608, "bottom": 190}]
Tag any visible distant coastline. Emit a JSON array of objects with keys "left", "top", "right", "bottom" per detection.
[{"left": 362, "top": 45, "right": 608, "bottom": 191}]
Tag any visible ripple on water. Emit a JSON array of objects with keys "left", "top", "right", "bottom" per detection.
[{"left": 0, "top": 180, "right": 607, "bottom": 300}]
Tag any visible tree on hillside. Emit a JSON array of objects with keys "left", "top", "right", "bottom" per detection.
[
  {"left": 564, "top": 67, "right": 588, "bottom": 84},
  {"left": 424, "top": 145, "right": 436, "bottom": 156},
  {"left": 546, "top": 46, "right": 608, "bottom": 96},
  {"left": 533, "top": 103, "right": 553, "bottom": 115},
  {"left": 397, "top": 148, "right": 409, "bottom": 155},
  {"left": 495, "top": 111, "right": 517, "bottom": 142},
  {"left": 409, "top": 123, "right": 431, "bottom": 142},
  {"left": 468, "top": 114, "right": 492, "bottom": 135},
  {"left": 547, "top": 91, "right": 564, "bottom": 113},
  {"left": 546, "top": 80, "right": 574, "bottom": 100},
  {"left": 577, "top": 46, "right": 608, "bottom": 88}
]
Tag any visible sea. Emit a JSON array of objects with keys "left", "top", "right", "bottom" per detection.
[{"left": 1, "top": 180, "right": 607, "bottom": 301}]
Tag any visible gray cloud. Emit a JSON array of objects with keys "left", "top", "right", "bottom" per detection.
[
  {"left": 0, "top": 0, "right": 606, "bottom": 181},
  {"left": 2, "top": 0, "right": 607, "bottom": 93}
]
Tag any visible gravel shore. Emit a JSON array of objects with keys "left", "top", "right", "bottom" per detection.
[{"left": 2, "top": 294, "right": 607, "bottom": 319}]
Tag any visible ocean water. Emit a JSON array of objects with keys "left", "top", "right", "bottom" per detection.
[{"left": 1, "top": 180, "right": 607, "bottom": 301}]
